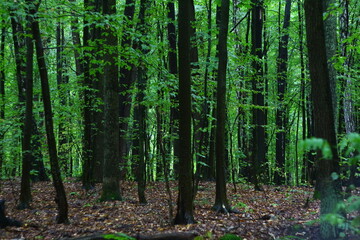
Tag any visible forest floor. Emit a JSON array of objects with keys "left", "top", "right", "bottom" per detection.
[{"left": 0, "top": 179, "right": 359, "bottom": 240}]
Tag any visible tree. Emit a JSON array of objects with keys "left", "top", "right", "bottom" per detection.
[
  {"left": 101, "top": 0, "right": 121, "bottom": 201},
  {"left": 304, "top": 0, "right": 342, "bottom": 238},
  {"left": 133, "top": 0, "right": 152, "bottom": 204},
  {"left": 30, "top": 0, "right": 69, "bottom": 224},
  {"left": 250, "top": 0, "right": 266, "bottom": 190},
  {"left": 274, "top": 0, "right": 291, "bottom": 185},
  {"left": 212, "top": 0, "right": 232, "bottom": 213},
  {"left": 174, "top": 0, "right": 195, "bottom": 225},
  {"left": 18, "top": 1, "right": 35, "bottom": 209},
  {"left": 119, "top": 0, "right": 136, "bottom": 180}
]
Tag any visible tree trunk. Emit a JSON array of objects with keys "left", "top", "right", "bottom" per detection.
[
  {"left": 31, "top": 0, "right": 69, "bottom": 224},
  {"left": 212, "top": 0, "right": 232, "bottom": 213},
  {"left": 133, "top": 0, "right": 151, "bottom": 204},
  {"left": 119, "top": 0, "right": 136, "bottom": 180},
  {"left": 101, "top": 0, "right": 121, "bottom": 201},
  {"left": 323, "top": 0, "right": 338, "bottom": 130},
  {"left": 304, "top": 0, "right": 342, "bottom": 238},
  {"left": 274, "top": 0, "right": 291, "bottom": 185},
  {"left": 250, "top": 0, "right": 265, "bottom": 191},
  {"left": 174, "top": 0, "right": 195, "bottom": 224},
  {"left": 339, "top": 0, "right": 357, "bottom": 187},
  {"left": 166, "top": 0, "right": 180, "bottom": 179},
  {"left": 82, "top": 0, "right": 96, "bottom": 190},
  {"left": 56, "top": 20, "right": 70, "bottom": 176},
  {"left": 18, "top": 5, "right": 34, "bottom": 209}
]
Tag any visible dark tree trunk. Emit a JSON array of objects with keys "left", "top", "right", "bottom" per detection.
[
  {"left": 133, "top": 0, "right": 151, "bottom": 204},
  {"left": 297, "top": 0, "right": 309, "bottom": 184},
  {"left": 174, "top": 0, "right": 195, "bottom": 225},
  {"left": 119, "top": 0, "right": 136, "bottom": 179},
  {"left": 198, "top": 0, "right": 213, "bottom": 181},
  {"left": 212, "top": 0, "right": 232, "bottom": 213},
  {"left": 56, "top": 20, "right": 70, "bottom": 176},
  {"left": 101, "top": 0, "right": 121, "bottom": 201},
  {"left": 82, "top": 0, "right": 95, "bottom": 190},
  {"left": 304, "top": 0, "right": 342, "bottom": 238},
  {"left": 18, "top": 5, "right": 34, "bottom": 209},
  {"left": 250, "top": 0, "right": 265, "bottom": 191},
  {"left": 274, "top": 0, "right": 291, "bottom": 185},
  {"left": 166, "top": 0, "right": 180, "bottom": 179},
  {"left": 323, "top": 0, "right": 338, "bottom": 130},
  {"left": 10, "top": 7, "right": 48, "bottom": 183},
  {"left": 31, "top": 0, "right": 69, "bottom": 224}
]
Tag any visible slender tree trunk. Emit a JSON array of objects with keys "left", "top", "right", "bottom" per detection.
[
  {"left": 167, "top": 0, "right": 180, "bottom": 179},
  {"left": 82, "top": 0, "right": 95, "bottom": 190},
  {"left": 212, "top": 0, "right": 232, "bottom": 213},
  {"left": 133, "top": 0, "right": 151, "bottom": 204},
  {"left": 101, "top": 0, "right": 121, "bottom": 201},
  {"left": 18, "top": 6, "right": 34, "bottom": 209},
  {"left": 340, "top": 0, "right": 357, "bottom": 187},
  {"left": 56, "top": 20, "right": 69, "bottom": 175},
  {"left": 251, "top": 0, "right": 265, "bottom": 191},
  {"left": 119, "top": 0, "right": 136, "bottom": 179},
  {"left": 274, "top": 0, "right": 291, "bottom": 185},
  {"left": 30, "top": 0, "right": 69, "bottom": 224},
  {"left": 304, "top": 0, "right": 342, "bottom": 238},
  {"left": 174, "top": 0, "right": 195, "bottom": 224}
]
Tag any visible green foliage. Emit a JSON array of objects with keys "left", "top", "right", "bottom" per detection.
[
  {"left": 322, "top": 195, "right": 360, "bottom": 236},
  {"left": 299, "top": 137, "right": 333, "bottom": 159},
  {"left": 339, "top": 133, "right": 360, "bottom": 167},
  {"left": 103, "top": 233, "right": 136, "bottom": 240},
  {"left": 219, "top": 233, "right": 243, "bottom": 240}
]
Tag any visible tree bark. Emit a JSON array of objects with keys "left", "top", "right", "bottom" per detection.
[
  {"left": 304, "top": 0, "right": 342, "bottom": 238},
  {"left": 119, "top": 0, "right": 136, "bottom": 180},
  {"left": 18, "top": 3, "right": 35, "bottom": 209},
  {"left": 30, "top": 0, "right": 69, "bottom": 223},
  {"left": 166, "top": 0, "right": 180, "bottom": 179},
  {"left": 251, "top": 0, "right": 266, "bottom": 191},
  {"left": 212, "top": 0, "right": 232, "bottom": 213},
  {"left": 101, "top": 0, "right": 121, "bottom": 201},
  {"left": 174, "top": 0, "right": 195, "bottom": 224},
  {"left": 274, "top": 0, "right": 291, "bottom": 185}
]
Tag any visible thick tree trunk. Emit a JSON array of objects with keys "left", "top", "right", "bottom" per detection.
[
  {"left": 274, "top": 0, "right": 291, "bottom": 185},
  {"left": 323, "top": 0, "right": 338, "bottom": 130},
  {"left": 212, "top": 0, "right": 232, "bottom": 213},
  {"left": 101, "top": 0, "right": 121, "bottom": 201},
  {"left": 304, "top": 0, "right": 342, "bottom": 238},
  {"left": 31, "top": 0, "right": 69, "bottom": 223},
  {"left": 174, "top": 0, "right": 195, "bottom": 225}
]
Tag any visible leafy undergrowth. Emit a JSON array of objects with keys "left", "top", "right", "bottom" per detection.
[{"left": 0, "top": 179, "right": 358, "bottom": 239}]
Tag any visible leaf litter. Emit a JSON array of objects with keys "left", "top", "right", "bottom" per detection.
[{"left": 0, "top": 179, "right": 358, "bottom": 239}]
